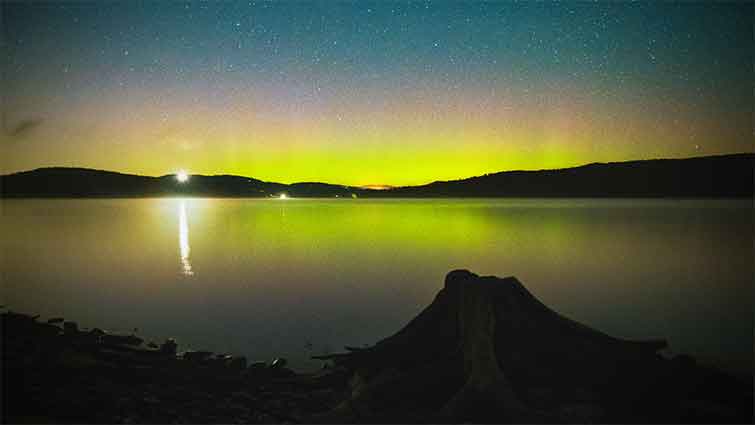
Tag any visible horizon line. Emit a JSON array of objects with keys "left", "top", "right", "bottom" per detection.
[{"left": 3, "top": 151, "right": 752, "bottom": 189}]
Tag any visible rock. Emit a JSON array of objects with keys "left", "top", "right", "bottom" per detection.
[
  {"left": 245, "top": 361, "right": 271, "bottom": 380},
  {"left": 102, "top": 333, "right": 143, "bottom": 347},
  {"left": 89, "top": 328, "right": 106, "bottom": 336},
  {"left": 248, "top": 361, "right": 268, "bottom": 370},
  {"left": 272, "top": 367, "right": 297, "bottom": 379},
  {"left": 270, "top": 358, "right": 287, "bottom": 369},
  {"left": 160, "top": 338, "right": 177, "bottom": 356},
  {"left": 183, "top": 350, "right": 213, "bottom": 363},
  {"left": 257, "top": 361, "right": 298, "bottom": 379},
  {"left": 229, "top": 356, "right": 247, "bottom": 370},
  {"left": 35, "top": 323, "right": 62, "bottom": 338},
  {"left": 63, "top": 321, "right": 79, "bottom": 334},
  {"left": 85, "top": 328, "right": 105, "bottom": 344},
  {"left": 214, "top": 353, "right": 233, "bottom": 365}
]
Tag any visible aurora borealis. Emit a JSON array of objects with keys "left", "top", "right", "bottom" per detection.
[{"left": 2, "top": 1, "right": 752, "bottom": 186}]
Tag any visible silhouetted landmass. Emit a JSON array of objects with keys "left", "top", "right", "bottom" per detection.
[
  {"left": 380, "top": 153, "right": 753, "bottom": 198},
  {"left": 3, "top": 270, "right": 751, "bottom": 423},
  {"left": 0, "top": 168, "right": 363, "bottom": 198},
  {"left": 1, "top": 153, "right": 752, "bottom": 198}
]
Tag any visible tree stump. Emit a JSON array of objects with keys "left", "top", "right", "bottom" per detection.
[{"left": 310, "top": 270, "right": 749, "bottom": 423}]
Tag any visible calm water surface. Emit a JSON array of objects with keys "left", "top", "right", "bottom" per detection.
[{"left": 1, "top": 198, "right": 752, "bottom": 372}]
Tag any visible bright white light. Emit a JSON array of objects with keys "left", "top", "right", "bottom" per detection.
[
  {"left": 279, "top": 193, "right": 288, "bottom": 199},
  {"left": 178, "top": 200, "right": 193, "bottom": 276},
  {"left": 176, "top": 170, "right": 189, "bottom": 183}
]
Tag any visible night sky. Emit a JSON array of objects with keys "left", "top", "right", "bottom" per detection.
[{"left": 2, "top": 1, "right": 752, "bottom": 186}]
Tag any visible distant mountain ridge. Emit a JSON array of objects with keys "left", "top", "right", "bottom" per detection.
[
  {"left": 382, "top": 153, "right": 753, "bottom": 198},
  {"left": 0, "top": 167, "right": 359, "bottom": 198},
  {"left": 1, "top": 153, "right": 752, "bottom": 198}
]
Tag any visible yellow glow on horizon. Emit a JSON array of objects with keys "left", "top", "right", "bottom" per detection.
[{"left": 1, "top": 82, "right": 746, "bottom": 187}]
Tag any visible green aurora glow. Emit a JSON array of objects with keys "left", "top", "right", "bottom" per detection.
[{"left": 2, "top": 2, "right": 751, "bottom": 186}]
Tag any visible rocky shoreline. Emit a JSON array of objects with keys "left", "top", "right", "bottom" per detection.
[
  {"left": 2, "top": 309, "right": 349, "bottom": 424},
  {"left": 3, "top": 270, "right": 753, "bottom": 423}
]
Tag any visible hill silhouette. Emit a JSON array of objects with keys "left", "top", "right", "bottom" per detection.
[
  {"left": 378, "top": 153, "right": 753, "bottom": 198},
  {"left": 1, "top": 153, "right": 752, "bottom": 198},
  {"left": 0, "top": 168, "right": 362, "bottom": 198}
]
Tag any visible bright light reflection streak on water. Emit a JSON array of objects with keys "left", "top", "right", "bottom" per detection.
[{"left": 179, "top": 200, "right": 193, "bottom": 276}]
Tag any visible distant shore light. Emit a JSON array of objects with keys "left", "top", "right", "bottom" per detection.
[
  {"left": 279, "top": 193, "right": 288, "bottom": 199},
  {"left": 176, "top": 170, "right": 189, "bottom": 183}
]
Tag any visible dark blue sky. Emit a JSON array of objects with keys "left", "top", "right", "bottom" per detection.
[{"left": 2, "top": 1, "right": 752, "bottom": 184}]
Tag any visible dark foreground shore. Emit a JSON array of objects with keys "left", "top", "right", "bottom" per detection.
[
  {"left": 3, "top": 270, "right": 752, "bottom": 424},
  {"left": 2, "top": 312, "right": 343, "bottom": 424}
]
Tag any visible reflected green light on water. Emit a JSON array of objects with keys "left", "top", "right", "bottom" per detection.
[{"left": 1, "top": 198, "right": 752, "bottom": 373}]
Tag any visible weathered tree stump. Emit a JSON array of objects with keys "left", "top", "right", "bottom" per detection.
[{"left": 310, "top": 270, "right": 749, "bottom": 423}]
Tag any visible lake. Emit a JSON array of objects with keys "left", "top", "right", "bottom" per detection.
[{"left": 1, "top": 198, "right": 751, "bottom": 373}]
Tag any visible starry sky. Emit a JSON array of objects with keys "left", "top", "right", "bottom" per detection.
[{"left": 2, "top": 1, "right": 752, "bottom": 186}]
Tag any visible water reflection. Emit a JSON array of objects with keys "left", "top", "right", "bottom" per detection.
[
  {"left": 1, "top": 199, "right": 750, "bottom": 373},
  {"left": 178, "top": 200, "right": 193, "bottom": 276}
]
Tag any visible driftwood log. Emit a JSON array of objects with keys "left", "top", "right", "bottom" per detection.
[{"left": 310, "top": 270, "right": 751, "bottom": 423}]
